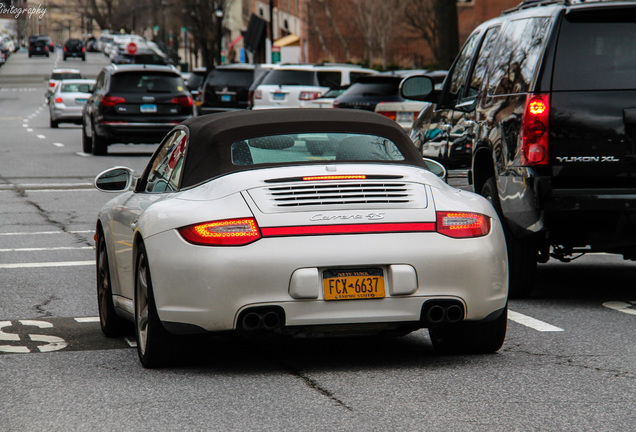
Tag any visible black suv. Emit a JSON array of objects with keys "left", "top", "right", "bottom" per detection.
[
  {"left": 28, "top": 36, "right": 50, "bottom": 57},
  {"left": 197, "top": 64, "right": 258, "bottom": 115},
  {"left": 402, "top": 0, "right": 636, "bottom": 297},
  {"left": 82, "top": 64, "right": 193, "bottom": 155},
  {"left": 63, "top": 38, "right": 86, "bottom": 61}
]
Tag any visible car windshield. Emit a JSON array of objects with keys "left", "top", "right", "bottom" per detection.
[
  {"left": 341, "top": 80, "right": 400, "bottom": 97},
  {"left": 110, "top": 72, "right": 184, "bottom": 93},
  {"left": 231, "top": 133, "right": 405, "bottom": 166}
]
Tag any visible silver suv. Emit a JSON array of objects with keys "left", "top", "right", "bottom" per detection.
[{"left": 252, "top": 64, "right": 376, "bottom": 109}]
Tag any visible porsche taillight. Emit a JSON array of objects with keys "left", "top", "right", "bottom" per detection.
[
  {"left": 436, "top": 212, "right": 490, "bottom": 238},
  {"left": 520, "top": 93, "right": 549, "bottom": 166},
  {"left": 178, "top": 218, "right": 261, "bottom": 246}
]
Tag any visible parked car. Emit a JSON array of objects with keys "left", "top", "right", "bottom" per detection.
[
  {"left": 401, "top": 0, "right": 636, "bottom": 298},
  {"left": 28, "top": 36, "right": 49, "bottom": 57},
  {"left": 374, "top": 71, "right": 447, "bottom": 132},
  {"left": 48, "top": 79, "right": 95, "bottom": 128},
  {"left": 93, "top": 108, "right": 508, "bottom": 367},
  {"left": 334, "top": 71, "right": 436, "bottom": 113},
  {"left": 197, "top": 64, "right": 261, "bottom": 115},
  {"left": 46, "top": 68, "right": 82, "bottom": 100},
  {"left": 82, "top": 64, "right": 193, "bottom": 155},
  {"left": 63, "top": 38, "right": 86, "bottom": 61},
  {"left": 252, "top": 64, "right": 376, "bottom": 109},
  {"left": 183, "top": 67, "right": 207, "bottom": 102},
  {"left": 96, "top": 34, "right": 114, "bottom": 52}
]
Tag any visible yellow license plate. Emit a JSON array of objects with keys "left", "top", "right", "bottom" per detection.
[{"left": 322, "top": 269, "right": 385, "bottom": 301}]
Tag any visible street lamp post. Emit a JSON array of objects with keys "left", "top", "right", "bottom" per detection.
[{"left": 215, "top": 7, "right": 223, "bottom": 65}]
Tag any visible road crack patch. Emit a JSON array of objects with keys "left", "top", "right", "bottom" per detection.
[{"left": 284, "top": 364, "right": 353, "bottom": 411}]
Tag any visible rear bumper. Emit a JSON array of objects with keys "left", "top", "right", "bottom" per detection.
[
  {"left": 143, "top": 227, "right": 508, "bottom": 334},
  {"left": 95, "top": 120, "right": 187, "bottom": 144}
]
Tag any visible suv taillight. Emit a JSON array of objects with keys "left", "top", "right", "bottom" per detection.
[
  {"left": 520, "top": 93, "right": 549, "bottom": 166},
  {"left": 171, "top": 96, "right": 193, "bottom": 107},
  {"left": 254, "top": 89, "right": 262, "bottom": 100},
  {"left": 299, "top": 91, "right": 321, "bottom": 101},
  {"left": 100, "top": 96, "right": 126, "bottom": 106}
]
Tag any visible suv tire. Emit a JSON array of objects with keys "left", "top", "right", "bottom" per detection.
[
  {"left": 481, "top": 178, "right": 536, "bottom": 298},
  {"left": 81, "top": 120, "right": 92, "bottom": 154},
  {"left": 92, "top": 121, "right": 108, "bottom": 156}
]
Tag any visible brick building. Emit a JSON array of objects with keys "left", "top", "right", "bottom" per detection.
[{"left": 239, "top": 0, "right": 520, "bottom": 68}]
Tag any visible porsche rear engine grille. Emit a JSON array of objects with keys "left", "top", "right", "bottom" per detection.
[{"left": 268, "top": 183, "right": 412, "bottom": 207}]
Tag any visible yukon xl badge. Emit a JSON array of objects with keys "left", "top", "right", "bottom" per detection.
[{"left": 556, "top": 156, "right": 620, "bottom": 163}]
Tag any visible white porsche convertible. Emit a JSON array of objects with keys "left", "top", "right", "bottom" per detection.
[{"left": 94, "top": 109, "right": 508, "bottom": 367}]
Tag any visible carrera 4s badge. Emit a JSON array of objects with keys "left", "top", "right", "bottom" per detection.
[
  {"left": 556, "top": 156, "right": 620, "bottom": 163},
  {"left": 310, "top": 212, "right": 386, "bottom": 222}
]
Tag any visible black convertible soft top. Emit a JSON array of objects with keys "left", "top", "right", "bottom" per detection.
[{"left": 179, "top": 108, "right": 428, "bottom": 188}]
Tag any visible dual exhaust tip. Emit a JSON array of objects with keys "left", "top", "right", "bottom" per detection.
[
  {"left": 421, "top": 301, "right": 464, "bottom": 325},
  {"left": 238, "top": 307, "right": 285, "bottom": 333},
  {"left": 238, "top": 301, "right": 463, "bottom": 332}
]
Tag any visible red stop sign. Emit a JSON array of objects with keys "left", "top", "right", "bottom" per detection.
[{"left": 126, "top": 42, "right": 138, "bottom": 55}]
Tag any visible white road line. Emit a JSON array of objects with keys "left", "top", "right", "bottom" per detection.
[
  {"left": 602, "top": 301, "right": 636, "bottom": 316},
  {"left": 0, "top": 230, "right": 93, "bottom": 236},
  {"left": 125, "top": 337, "right": 137, "bottom": 348},
  {"left": 0, "top": 246, "right": 93, "bottom": 252},
  {"left": 36, "top": 135, "right": 46, "bottom": 139},
  {"left": 26, "top": 128, "right": 33, "bottom": 132},
  {"left": 0, "top": 261, "right": 94, "bottom": 269},
  {"left": 76, "top": 152, "right": 91, "bottom": 157},
  {"left": 53, "top": 142, "right": 64, "bottom": 148},
  {"left": 508, "top": 310, "right": 564, "bottom": 332},
  {"left": 75, "top": 317, "right": 100, "bottom": 323}
]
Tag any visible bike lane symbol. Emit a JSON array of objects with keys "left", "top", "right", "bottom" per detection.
[{"left": 0, "top": 320, "right": 68, "bottom": 353}]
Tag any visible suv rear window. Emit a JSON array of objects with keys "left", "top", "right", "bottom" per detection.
[
  {"left": 205, "top": 69, "right": 254, "bottom": 87},
  {"left": 262, "top": 70, "right": 317, "bottom": 86},
  {"left": 110, "top": 72, "right": 183, "bottom": 93},
  {"left": 553, "top": 12, "right": 636, "bottom": 91}
]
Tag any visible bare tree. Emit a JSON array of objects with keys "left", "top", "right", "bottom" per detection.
[{"left": 403, "top": 0, "right": 459, "bottom": 68}]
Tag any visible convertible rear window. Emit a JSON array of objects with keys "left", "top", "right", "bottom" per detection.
[{"left": 231, "top": 133, "right": 405, "bottom": 166}]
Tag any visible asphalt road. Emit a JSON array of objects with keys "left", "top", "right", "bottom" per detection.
[{"left": 1, "top": 49, "right": 635, "bottom": 432}]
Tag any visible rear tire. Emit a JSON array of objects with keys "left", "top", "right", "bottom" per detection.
[
  {"left": 96, "top": 231, "right": 130, "bottom": 337},
  {"left": 49, "top": 116, "right": 58, "bottom": 128},
  {"left": 135, "top": 243, "right": 172, "bottom": 368},
  {"left": 481, "top": 177, "right": 536, "bottom": 298},
  {"left": 82, "top": 121, "right": 92, "bottom": 153},
  {"left": 92, "top": 121, "right": 108, "bottom": 156},
  {"left": 429, "top": 306, "right": 507, "bottom": 354}
]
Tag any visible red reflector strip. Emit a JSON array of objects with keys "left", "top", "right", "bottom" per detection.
[
  {"left": 302, "top": 175, "right": 367, "bottom": 181},
  {"left": 261, "top": 222, "right": 435, "bottom": 237}
]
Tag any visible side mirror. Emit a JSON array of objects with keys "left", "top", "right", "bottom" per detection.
[
  {"left": 422, "top": 158, "right": 447, "bottom": 182},
  {"left": 400, "top": 75, "right": 435, "bottom": 102},
  {"left": 95, "top": 166, "right": 135, "bottom": 192}
]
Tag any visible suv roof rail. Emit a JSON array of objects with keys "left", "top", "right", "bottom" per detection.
[{"left": 502, "top": 0, "right": 599, "bottom": 14}]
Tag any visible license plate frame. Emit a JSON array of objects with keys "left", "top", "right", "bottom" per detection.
[
  {"left": 140, "top": 104, "right": 157, "bottom": 113},
  {"left": 220, "top": 94, "right": 232, "bottom": 102},
  {"left": 272, "top": 92, "right": 285, "bottom": 101},
  {"left": 322, "top": 268, "right": 385, "bottom": 301}
]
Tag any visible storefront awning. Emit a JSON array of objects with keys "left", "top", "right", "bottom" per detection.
[{"left": 274, "top": 34, "right": 300, "bottom": 47}]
